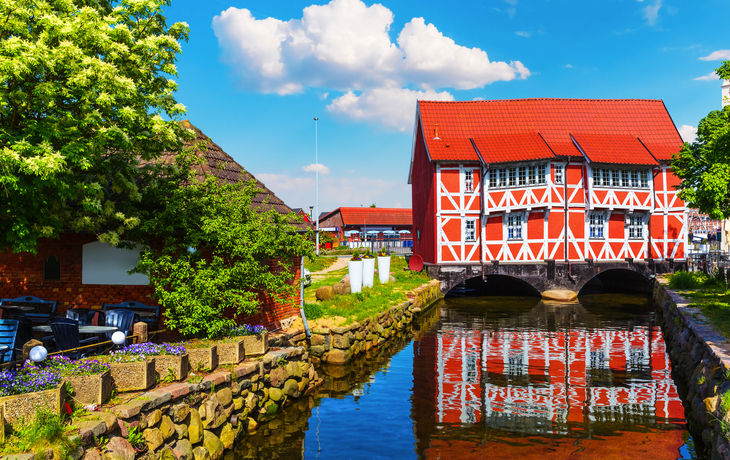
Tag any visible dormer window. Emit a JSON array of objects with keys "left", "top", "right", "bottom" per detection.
[
  {"left": 594, "top": 168, "right": 650, "bottom": 189},
  {"left": 464, "top": 170, "right": 473, "bottom": 192}
]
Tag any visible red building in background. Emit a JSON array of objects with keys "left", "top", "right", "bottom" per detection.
[{"left": 408, "top": 99, "right": 687, "bottom": 265}]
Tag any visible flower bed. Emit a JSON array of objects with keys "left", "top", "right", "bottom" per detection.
[
  {"left": 97, "top": 352, "right": 155, "bottom": 392},
  {"left": 113, "top": 343, "right": 188, "bottom": 382},
  {"left": 224, "top": 325, "right": 268, "bottom": 356},
  {"left": 185, "top": 341, "right": 218, "bottom": 372},
  {"left": 62, "top": 358, "right": 112, "bottom": 405},
  {"left": 215, "top": 339, "right": 244, "bottom": 365}
]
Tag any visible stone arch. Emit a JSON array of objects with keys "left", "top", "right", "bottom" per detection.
[{"left": 577, "top": 268, "right": 654, "bottom": 295}]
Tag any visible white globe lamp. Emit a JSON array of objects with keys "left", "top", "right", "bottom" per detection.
[
  {"left": 111, "top": 331, "right": 126, "bottom": 346},
  {"left": 29, "top": 346, "right": 48, "bottom": 363}
]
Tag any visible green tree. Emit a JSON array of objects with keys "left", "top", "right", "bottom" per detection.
[
  {"left": 131, "top": 149, "right": 314, "bottom": 338},
  {"left": 672, "top": 60, "right": 730, "bottom": 219},
  {"left": 0, "top": 0, "right": 190, "bottom": 253}
]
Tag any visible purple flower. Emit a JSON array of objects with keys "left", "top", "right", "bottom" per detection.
[{"left": 222, "top": 324, "right": 267, "bottom": 338}]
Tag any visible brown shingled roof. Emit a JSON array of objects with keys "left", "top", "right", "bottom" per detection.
[{"left": 168, "top": 121, "right": 307, "bottom": 230}]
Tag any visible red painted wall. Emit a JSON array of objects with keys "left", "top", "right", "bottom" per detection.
[{"left": 412, "top": 123, "right": 437, "bottom": 264}]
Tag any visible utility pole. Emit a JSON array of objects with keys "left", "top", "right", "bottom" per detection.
[{"left": 314, "top": 117, "right": 320, "bottom": 256}]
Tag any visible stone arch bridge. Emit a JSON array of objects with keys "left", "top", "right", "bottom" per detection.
[{"left": 428, "top": 259, "right": 686, "bottom": 296}]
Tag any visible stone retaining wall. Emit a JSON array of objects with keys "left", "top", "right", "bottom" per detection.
[
  {"left": 272, "top": 280, "right": 443, "bottom": 365},
  {"left": 654, "top": 279, "right": 730, "bottom": 460},
  {"left": 75, "top": 347, "right": 319, "bottom": 460}
]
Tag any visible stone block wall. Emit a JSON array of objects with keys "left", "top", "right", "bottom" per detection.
[
  {"left": 654, "top": 280, "right": 730, "bottom": 460},
  {"left": 76, "top": 347, "right": 318, "bottom": 460},
  {"left": 273, "top": 280, "right": 443, "bottom": 366}
]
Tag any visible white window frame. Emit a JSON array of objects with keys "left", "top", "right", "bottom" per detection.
[
  {"left": 628, "top": 213, "right": 644, "bottom": 239},
  {"left": 554, "top": 164, "right": 564, "bottom": 184},
  {"left": 507, "top": 213, "right": 524, "bottom": 240},
  {"left": 640, "top": 170, "right": 649, "bottom": 188},
  {"left": 489, "top": 169, "right": 497, "bottom": 188},
  {"left": 589, "top": 212, "right": 606, "bottom": 239},
  {"left": 538, "top": 164, "right": 546, "bottom": 184},
  {"left": 464, "top": 218, "right": 476, "bottom": 242},
  {"left": 464, "top": 170, "right": 473, "bottom": 193}
]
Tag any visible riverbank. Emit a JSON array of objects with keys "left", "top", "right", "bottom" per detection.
[{"left": 654, "top": 277, "right": 730, "bottom": 459}]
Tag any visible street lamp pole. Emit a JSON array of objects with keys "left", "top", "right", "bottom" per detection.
[{"left": 314, "top": 117, "right": 320, "bottom": 256}]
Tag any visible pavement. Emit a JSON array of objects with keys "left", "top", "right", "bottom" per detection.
[{"left": 310, "top": 256, "right": 349, "bottom": 279}]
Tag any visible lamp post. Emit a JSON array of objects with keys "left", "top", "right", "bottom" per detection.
[{"left": 314, "top": 117, "right": 320, "bottom": 256}]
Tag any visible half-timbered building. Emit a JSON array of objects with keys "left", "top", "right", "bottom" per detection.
[{"left": 409, "top": 99, "right": 687, "bottom": 265}]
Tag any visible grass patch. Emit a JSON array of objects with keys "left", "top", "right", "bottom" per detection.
[
  {"left": 304, "top": 256, "right": 337, "bottom": 272},
  {"left": 303, "top": 256, "right": 429, "bottom": 325},
  {"left": 667, "top": 271, "right": 730, "bottom": 338},
  {"left": 0, "top": 408, "right": 78, "bottom": 459}
]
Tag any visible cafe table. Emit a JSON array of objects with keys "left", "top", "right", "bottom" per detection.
[{"left": 32, "top": 325, "right": 119, "bottom": 334}]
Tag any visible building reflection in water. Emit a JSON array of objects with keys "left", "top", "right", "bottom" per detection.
[{"left": 413, "top": 295, "right": 689, "bottom": 459}]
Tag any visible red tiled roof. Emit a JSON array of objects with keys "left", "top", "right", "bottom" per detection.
[
  {"left": 426, "top": 138, "right": 479, "bottom": 162},
  {"left": 571, "top": 133, "right": 658, "bottom": 165},
  {"left": 418, "top": 99, "right": 683, "bottom": 164},
  {"left": 321, "top": 207, "right": 412, "bottom": 226},
  {"left": 471, "top": 132, "right": 556, "bottom": 164}
]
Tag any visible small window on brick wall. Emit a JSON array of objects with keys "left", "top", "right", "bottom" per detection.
[{"left": 44, "top": 255, "right": 61, "bottom": 281}]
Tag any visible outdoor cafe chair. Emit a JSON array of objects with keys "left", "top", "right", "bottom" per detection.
[
  {"left": 103, "top": 301, "right": 158, "bottom": 328},
  {"left": 103, "top": 309, "right": 137, "bottom": 341},
  {"left": 0, "top": 296, "right": 57, "bottom": 323},
  {"left": 66, "top": 308, "right": 103, "bottom": 326},
  {"left": 0, "top": 319, "right": 19, "bottom": 364},
  {"left": 49, "top": 318, "right": 99, "bottom": 359}
]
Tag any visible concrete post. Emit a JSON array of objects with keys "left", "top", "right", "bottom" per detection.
[
  {"left": 22, "top": 339, "right": 42, "bottom": 361},
  {"left": 133, "top": 322, "right": 148, "bottom": 344}
]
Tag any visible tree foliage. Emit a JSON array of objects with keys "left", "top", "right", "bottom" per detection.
[
  {"left": 672, "top": 60, "right": 730, "bottom": 219},
  {"left": 0, "top": 0, "right": 190, "bottom": 253},
  {"left": 131, "top": 149, "right": 314, "bottom": 338}
]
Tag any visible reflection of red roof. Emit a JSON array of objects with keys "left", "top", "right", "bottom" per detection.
[
  {"left": 321, "top": 207, "right": 412, "bottom": 226},
  {"left": 571, "top": 133, "right": 658, "bottom": 165},
  {"left": 471, "top": 133, "right": 556, "bottom": 164},
  {"left": 418, "top": 99, "right": 682, "bottom": 164}
]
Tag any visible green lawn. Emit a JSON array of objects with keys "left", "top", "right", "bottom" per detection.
[
  {"left": 303, "top": 256, "right": 430, "bottom": 325},
  {"left": 303, "top": 256, "right": 337, "bottom": 272},
  {"left": 666, "top": 271, "right": 730, "bottom": 338}
]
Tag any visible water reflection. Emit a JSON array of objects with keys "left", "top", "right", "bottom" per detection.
[{"left": 235, "top": 294, "right": 696, "bottom": 460}]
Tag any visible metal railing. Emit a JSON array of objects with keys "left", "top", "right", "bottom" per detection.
[{"left": 340, "top": 237, "right": 414, "bottom": 255}]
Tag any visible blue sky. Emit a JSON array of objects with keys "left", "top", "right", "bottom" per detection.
[{"left": 164, "top": 0, "right": 729, "bottom": 213}]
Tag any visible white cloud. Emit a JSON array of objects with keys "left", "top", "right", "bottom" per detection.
[
  {"left": 327, "top": 85, "right": 454, "bottom": 131},
  {"left": 212, "top": 0, "right": 529, "bottom": 127},
  {"left": 503, "top": 0, "right": 518, "bottom": 5},
  {"left": 643, "top": 0, "right": 662, "bottom": 26},
  {"left": 694, "top": 72, "right": 719, "bottom": 81},
  {"left": 515, "top": 31, "right": 531, "bottom": 38},
  {"left": 700, "top": 50, "right": 730, "bottom": 61},
  {"left": 678, "top": 125, "right": 697, "bottom": 143},
  {"left": 257, "top": 173, "right": 314, "bottom": 191},
  {"left": 473, "top": 97, "right": 484, "bottom": 101},
  {"left": 565, "top": 64, "right": 573, "bottom": 68},
  {"left": 302, "top": 163, "right": 330, "bottom": 175}
]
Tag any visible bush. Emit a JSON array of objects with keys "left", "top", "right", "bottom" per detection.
[
  {"left": 1, "top": 408, "right": 77, "bottom": 459},
  {"left": 668, "top": 271, "right": 706, "bottom": 289},
  {"left": 303, "top": 302, "right": 324, "bottom": 320}
]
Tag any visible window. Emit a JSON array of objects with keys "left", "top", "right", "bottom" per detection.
[
  {"left": 465, "top": 219, "right": 476, "bottom": 242},
  {"left": 508, "top": 168, "right": 517, "bottom": 186},
  {"left": 630, "top": 170, "right": 639, "bottom": 188},
  {"left": 507, "top": 214, "right": 522, "bottom": 239},
  {"left": 464, "top": 170, "right": 473, "bottom": 192},
  {"left": 43, "top": 255, "right": 61, "bottom": 281},
  {"left": 527, "top": 166, "right": 536, "bottom": 185},
  {"left": 640, "top": 170, "right": 649, "bottom": 188},
  {"left": 628, "top": 214, "right": 643, "bottom": 238},
  {"left": 589, "top": 213, "right": 605, "bottom": 238},
  {"left": 611, "top": 169, "right": 620, "bottom": 187},
  {"left": 537, "top": 165, "right": 546, "bottom": 184},
  {"left": 489, "top": 169, "right": 497, "bottom": 188},
  {"left": 555, "top": 164, "right": 564, "bottom": 184},
  {"left": 499, "top": 168, "right": 507, "bottom": 187}
]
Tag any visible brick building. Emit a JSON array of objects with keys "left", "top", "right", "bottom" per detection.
[
  {"left": 408, "top": 99, "right": 687, "bottom": 265},
  {"left": 1, "top": 121, "right": 305, "bottom": 333}
]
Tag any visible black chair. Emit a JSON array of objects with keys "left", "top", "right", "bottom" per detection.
[
  {"left": 104, "top": 309, "right": 137, "bottom": 341},
  {"left": 103, "top": 301, "right": 158, "bottom": 328},
  {"left": 66, "top": 308, "right": 102, "bottom": 326},
  {"left": 0, "top": 306, "right": 26, "bottom": 320},
  {"left": 49, "top": 318, "right": 98, "bottom": 359},
  {"left": 0, "top": 296, "right": 57, "bottom": 322},
  {"left": 0, "top": 319, "right": 18, "bottom": 364}
]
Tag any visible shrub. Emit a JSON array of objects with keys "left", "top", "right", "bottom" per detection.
[
  {"left": 303, "top": 302, "right": 324, "bottom": 321},
  {"left": 668, "top": 271, "right": 707, "bottom": 290},
  {"left": 351, "top": 250, "right": 361, "bottom": 261},
  {"left": 2, "top": 408, "right": 77, "bottom": 459}
]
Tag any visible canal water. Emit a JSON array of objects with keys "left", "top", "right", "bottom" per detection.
[{"left": 235, "top": 294, "right": 699, "bottom": 459}]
